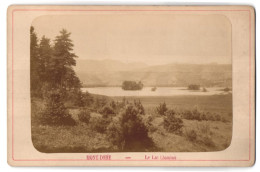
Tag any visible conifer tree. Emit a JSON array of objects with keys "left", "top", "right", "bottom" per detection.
[
  {"left": 52, "top": 29, "right": 80, "bottom": 90},
  {"left": 38, "top": 36, "right": 52, "bottom": 83},
  {"left": 30, "top": 26, "right": 41, "bottom": 96}
]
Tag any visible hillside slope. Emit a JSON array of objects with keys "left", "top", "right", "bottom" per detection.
[{"left": 74, "top": 59, "right": 232, "bottom": 87}]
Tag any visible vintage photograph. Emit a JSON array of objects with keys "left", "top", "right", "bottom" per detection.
[{"left": 30, "top": 14, "right": 232, "bottom": 153}]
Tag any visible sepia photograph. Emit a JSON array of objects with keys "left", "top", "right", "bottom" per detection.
[
  {"left": 7, "top": 4, "right": 256, "bottom": 166},
  {"left": 30, "top": 14, "right": 233, "bottom": 153}
]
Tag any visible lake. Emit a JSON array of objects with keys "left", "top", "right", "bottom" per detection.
[{"left": 81, "top": 87, "right": 230, "bottom": 97}]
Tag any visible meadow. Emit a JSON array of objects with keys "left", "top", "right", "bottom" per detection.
[{"left": 31, "top": 94, "right": 232, "bottom": 153}]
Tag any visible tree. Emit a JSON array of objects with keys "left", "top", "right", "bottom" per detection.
[
  {"left": 38, "top": 36, "right": 53, "bottom": 84},
  {"left": 40, "top": 89, "right": 76, "bottom": 126},
  {"left": 187, "top": 84, "right": 200, "bottom": 90},
  {"left": 163, "top": 109, "right": 183, "bottom": 134},
  {"left": 30, "top": 26, "right": 41, "bottom": 96},
  {"left": 122, "top": 81, "right": 143, "bottom": 90},
  {"left": 134, "top": 99, "right": 145, "bottom": 115},
  {"left": 78, "top": 109, "right": 91, "bottom": 123},
  {"left": 52, "top": 29, "right": 80, "bottom": 90},
  {"left": 107, "top": 105, "right": 153, "bottom": 151},
  {"left": 156, "top": 102, "right": 168, "bottom": 116}
]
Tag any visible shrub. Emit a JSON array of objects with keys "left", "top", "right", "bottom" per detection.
[
  {"left": 134, "top": 99, "right": 145, "bottom": 115},
  {"left": 192, "top": 108, "right": 201, "bottom": 121},
  {"left": 40, "top": 89, "right": 76, "bottom": 126},
  {"left": 94, "top": 97, "right": 108, "bottom": 110},
  {"left": 156, "top": 102, "right": 168, "bottom": 116},
  {"left": 182, "top": 110, "right": 193, "bottom": 120},
  {"left": 106, "top": 121, "right": 124, "bottom": 150},
  {"left": 215, "top": 114, "right": 221, "bottom": 121},
  {"left": 110, "top": 100, "right": 117, "bottom": 111},
  {"left": 208, "top": 114, "right": 215, "bottom": 121},
  {"left": 185, "top": 129, "right": 197, "bottom": 141},
  {"left": 145, "top": 115, "right": 157, "bottom": 133},
  {"left": 75, "top": 91, "right": 94, "bottom": 107},
  {"left": 107, "top": 105, "right": 153, "bottom": 151},
  {"left": 115, "top": 98, "right": 127, "bottom": 110},
  {"left": 147, "top": 125, "right": 157, "bottom": 133},
  {"left": 90, "top": 116, "right": 112, "bottom": 133},
  {"left": 221, "top": 116, "right": 228, "bottom": 123},
  {"left": 99, "top": 105, "right": 115, "bottom": 118},
  {"left": 163, "top": 109, "right": 183, "bottom": 134},
  {"left": 78, "top": 109, "right": 91, "bottom": 123},
  {"left": 201, "top": 113, "right": 207, "bottom": 121},
  {"left": 147, "top": 115, "right": 153, "bottom": 124},
  {"left": 182, "top": 108, "right": 201, "bottom": 121}
]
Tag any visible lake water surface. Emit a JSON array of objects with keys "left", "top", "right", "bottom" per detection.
[{"left": 81, "top": 87, "right": 229, "bottom": 97}]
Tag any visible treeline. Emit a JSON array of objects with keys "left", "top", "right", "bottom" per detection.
[
  {"left": 30, "top": 27, "right": 90, "bottom": 125},
  {"left": 31, "top": 26, "right": 81, "bottom": 97}
]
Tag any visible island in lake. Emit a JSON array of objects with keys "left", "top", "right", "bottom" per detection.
[{"left": 122, "top": 81, "right": 144, "bottom": 90}]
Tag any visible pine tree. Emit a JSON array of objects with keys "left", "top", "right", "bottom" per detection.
[
  {"left": 52, "top": 29, "right": 80, "bottom": 90},
  {"left": 30, "top": 26, "right": 41, "bottom": 96},
  {"left": 38, "top": 36, "right": 53, "bottom": 83}
]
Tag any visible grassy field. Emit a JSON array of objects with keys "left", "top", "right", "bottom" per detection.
[
  {"left": 31, "top": 94, "right": 232, "bottom": 153},
  {"left": 113, "top": 94, "right": 232, "bottom": 121}
]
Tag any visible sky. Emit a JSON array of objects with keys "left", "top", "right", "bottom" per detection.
[{"left": 32, "top": 14, "right": 232, "bottom": 65}]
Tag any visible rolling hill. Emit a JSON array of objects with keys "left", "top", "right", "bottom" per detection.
[{"left": 74, "top": 59, "right": 232, "bottom": 87}]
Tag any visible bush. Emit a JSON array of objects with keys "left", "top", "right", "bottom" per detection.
[
  {"left": 40, "top": 89, "right": 76, "bottom": 126},
  {"left": 147, "top": 115, "right": 153, "bottom": 124},
  {"left": 99, "top": 105, "right": 115, "bottom": 118},
  {"left": 134, "top": 100, "right": 145, "bottom": 115},
  {"left": 106, "top": 121, "right": 124, "bottom": 150},
  {"left": 78, "top": 109, "right": 91, "bottom": 123},
  {"left": 192, "top": 108, "right": 201, "bottom": 121},
  {"left": 75, "top": 91, "right": 94, "bottom": 107},
  {"left": 107, "top": 105, "right": 153, "bottom": 151},
  {"left": 144, "top": 115, "right": 157, "bottom": 133},
  {"left": 185, "top": 129, "right": 197, "bottom": 141},
  {"left": 208, "top": 114, "right": 215, "bottom": 121},
  {"left": 90, "top": 116, "right": 112, "bottom": 133},
  {"left": 182, "top": 108, "right": 201, "bottom": 121},
  {"left": 182, "top": 108, "right": 225, "bottom": 122},
  {"left": 110, "top": 100, "right": 117, "bottom": 111},
  {"left": 94, "top": 97, "right": 108, "bottom": 111},
  {"left": 156, "top": 102, "right": 168, "bottom": 116},
  {"left": 163, "top": 109, "right": 183, "bottom": 134},
  {"left": 182, "top": 110, "right": 193, "bottom": 120},
  {"left": 201, "top": 113, "right": 207, "bottom": 121},
  {"left": 221, "top": 116, "right": 228, "bottom": 123},
  {"left": 215, "top": 114, "right": 221, "bottom": 121}
]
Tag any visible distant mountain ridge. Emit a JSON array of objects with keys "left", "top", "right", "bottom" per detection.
[{"left": 74, "top": 59, "right": 232, "bottom": 87}]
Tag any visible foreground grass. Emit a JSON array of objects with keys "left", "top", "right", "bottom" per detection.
[
  {"left": 113, "top": 94, "right": 232, "bottom": 121},
  {"left": 31, "top": 94, "right": 232, "bottom": 153},
  {"left": 149, "top": 118, "right": 231, "bottom": 152}
]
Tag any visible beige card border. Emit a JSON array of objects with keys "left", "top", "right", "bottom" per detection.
[{"left": 7, "top": 5, "right": 255, "bottom": 166}]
